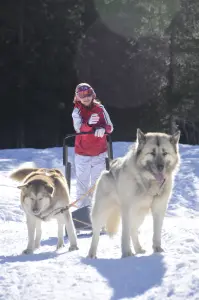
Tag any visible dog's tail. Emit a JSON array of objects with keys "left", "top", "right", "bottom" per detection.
[
  {"left": 106, "top": 207, "right": 120, "bottom": 236},
  {"left": 10, "top": 162, "right": 38, "bottom": 182}
]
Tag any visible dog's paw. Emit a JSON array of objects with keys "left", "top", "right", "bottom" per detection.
[
  {"left": 56, "top": 242, "right": 65, "bottom": 250},
  {"left": 121, "top": 250, "right": 134, "bottom": 258},
  {"left": 136, "top": 248, "right": 146, "bottom": 254},
  {"left": 34, "top": 242, "right": 40, "bottom": 249},
  {"left": 87, "top": 249, "right": 97, "bottom": 259},
  {"left": 69, "top": 245, "right": 79, "bottom": 252},
  {"left": 153, "top": 246, "right": 164, "bottom": 253},
  {"left": 87, "top": 253, "right": 97, "bottom": 259},
  {"left": 22, "top": 248, "right": 34, "bottom": 255}
]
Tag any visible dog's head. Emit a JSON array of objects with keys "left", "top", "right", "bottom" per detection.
[
  {"left": 135, "top": 128, "right": 180, "bottom": 183},
  {"left": 18, "top": 179, "right": 54, "bottom": 216}
]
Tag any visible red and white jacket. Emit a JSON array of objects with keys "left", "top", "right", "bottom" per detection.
[{"left": 72, "top": 101, "right": 113, "bottom": 156}]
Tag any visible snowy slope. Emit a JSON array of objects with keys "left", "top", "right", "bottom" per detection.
[{"left": 0, "top": 142, "right": 199, "bottom": 300}]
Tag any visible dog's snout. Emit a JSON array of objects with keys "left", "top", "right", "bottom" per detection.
[
  {"left": 32, "top": 204, "right": 40, "bottom": 214},
  {"left": 157, "top": 163, "right": 164, "bottom": 172}
]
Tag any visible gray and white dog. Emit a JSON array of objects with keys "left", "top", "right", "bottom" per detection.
[
  {"left": 88, "top": 129, "right": 181, "bottom": 258},
  {"left": 10, "top": 166, "right": 78, "bottom": 254}
]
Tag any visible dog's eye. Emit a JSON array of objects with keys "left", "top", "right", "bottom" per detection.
[
  {"left": 150, "top": 151, "right": 156, "bottom": 156},
  {"left": 163, "top": 152, "right": 168, "bottom": 156},
  {"left": 38, "top": 198, "right": 43, "bottom": 201}
]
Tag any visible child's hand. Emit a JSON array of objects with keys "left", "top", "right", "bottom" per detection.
[
  {"left": 88, "top": 113, "right": 99, "bottom": 125},
  {"left": 94, "top": 128, "right": 105, "bottom": 138}
]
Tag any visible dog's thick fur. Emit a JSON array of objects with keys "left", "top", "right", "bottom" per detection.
[
  {"left": 88, "top": 129, "right": 181, "bottom": 258},
  {"left": 10, "top": 166, "right": 78, "bottom": 254}
]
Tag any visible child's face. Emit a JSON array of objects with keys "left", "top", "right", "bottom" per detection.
[{"left": 77, "top": 95, "right": 93, "bottom": 106}]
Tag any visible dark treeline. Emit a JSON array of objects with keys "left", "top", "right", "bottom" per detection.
[{"left": 0, "top": 0, "right": 199, "bottom": 149}]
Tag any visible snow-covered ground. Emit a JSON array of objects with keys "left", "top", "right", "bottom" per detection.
[{"left": 1, "top": 142, "right": 199, "bottom": 300}]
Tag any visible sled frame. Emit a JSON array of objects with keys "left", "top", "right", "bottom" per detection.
[
  {"left": 62, "top": 132, "right": 113, "bottom": 234},
  {"left": 63, "top": 132, "right": 113, "bottom": 191}
]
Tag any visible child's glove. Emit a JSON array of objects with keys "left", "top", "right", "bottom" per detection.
[
  {"left": 88, "top": 113, "right": 99, "bottom": 125},
  {"left": 95, "top": 128, "right": 105, "bottom": 138}
]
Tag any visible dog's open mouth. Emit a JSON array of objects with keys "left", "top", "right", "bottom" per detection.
[{"left": 154, "top": 172, "right": 165, "bottom": 185}]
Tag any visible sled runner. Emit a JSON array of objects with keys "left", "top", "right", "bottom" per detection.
[{"left": 63, "top": 132, "right": 113, "bottom": 233}]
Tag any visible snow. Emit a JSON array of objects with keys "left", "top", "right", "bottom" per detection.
[{"left": 1, "top": 142, "right": 199, "bottom": 299}]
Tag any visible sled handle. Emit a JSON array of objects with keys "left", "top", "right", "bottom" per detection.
[
  {"left": 62, "top": 132, "right": 113, "bottom": 188},
  {"left": 63, "top": 132, "right": 113, "bottom": 166}
]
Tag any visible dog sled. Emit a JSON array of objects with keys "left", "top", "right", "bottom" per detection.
[{"left": 63, "top": 132, "right": 113, "bottom": 233}]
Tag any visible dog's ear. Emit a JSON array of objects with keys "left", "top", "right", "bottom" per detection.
[
  {"left": 137, "top": 128, "right": 146, "bottom": 144},
  {"left": 170, "top": 130, "right": 181, "bottom": 145},
  {"left": 45, "top": 184, "right": 54, "bottom": 197},
  {"left": 17, "top": 182, "right": 29, "bottom": 191}
]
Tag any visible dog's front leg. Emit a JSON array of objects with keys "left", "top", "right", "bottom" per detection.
[
  {"left": 56, "top": 220, "right": 64, "bottom": 250},
  {"left": 23, "top": 214, "right": 36, "bottom": 254},
  {"left": 121, "top": 206, "right": 133, "bottom": 258},
  {"left": 63, "top": 210, "right": 78, "bottom": 252},
  {"left": 34, "top": 219, "right": 42, "bottom": 249},
  {"left": 131, "top": 210, "right": 146, "bottom": 254},
  {"left": 151, "top": 198, "right": 168, "bottom": 253}
]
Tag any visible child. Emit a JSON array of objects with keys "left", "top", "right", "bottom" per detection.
[{"left": 72, "top": 83, "right": 113, "bottom": 209}]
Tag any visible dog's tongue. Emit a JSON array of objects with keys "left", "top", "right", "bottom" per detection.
[{"left": 154, "top": 173, "right": 165, "bottom": 184}]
